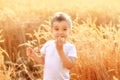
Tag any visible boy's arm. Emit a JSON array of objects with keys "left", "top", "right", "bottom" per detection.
[
  {"left": 32, "top": 53, "right": 45, "bottom": 65},
  {"left": 56, "top": 38, "right": 76, "bottom": 69},
  {"left": 26, "top": 47, "right": 45, "bottom": 65},
  {"left": 57, "top": 50, "right": 76, "bottom": 69}
]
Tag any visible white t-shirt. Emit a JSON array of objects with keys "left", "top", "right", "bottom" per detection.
[{"left": 40, "top": 40, "right": 77, "bottom": 80}]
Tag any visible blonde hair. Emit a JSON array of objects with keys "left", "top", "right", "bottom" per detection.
[{"left": 51, "top": 12, "right": 73, "bottom": 28}]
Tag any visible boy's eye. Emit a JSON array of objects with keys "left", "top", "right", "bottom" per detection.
[
  {"left": 63, "top": 29, "right": 67, "bottom": 31},
  {"left": 55, "top": 28, "right": 59, "bottom": 31}
]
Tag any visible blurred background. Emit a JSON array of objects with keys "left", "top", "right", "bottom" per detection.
[{"left": 0, "top": 0, "right": 120, "bottom": 80}]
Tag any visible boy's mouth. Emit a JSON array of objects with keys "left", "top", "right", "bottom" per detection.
[{"left": 58, "top": 36, "right": 65, "bottom": 42}]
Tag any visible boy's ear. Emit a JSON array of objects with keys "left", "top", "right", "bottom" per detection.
[
  {"left": 69, "top": 30, "right": 72, "bottom": 34},
  {"left": 51, "top": 29, "right": 53, "bottom": 33}
]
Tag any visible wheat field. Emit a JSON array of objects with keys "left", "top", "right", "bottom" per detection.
[{"left": 0, "top": 0, "right": 120, "bottom": 80}]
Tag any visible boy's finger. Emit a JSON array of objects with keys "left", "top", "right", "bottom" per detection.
[
  {"left": 26, "top": 49, "right": 30, "bottom": 56},
  {"left": 61, "top": 38, "right": 65, "bottom": 42},
  {"left": 26, "top": 47, "right": 33, "bottom": 56}
]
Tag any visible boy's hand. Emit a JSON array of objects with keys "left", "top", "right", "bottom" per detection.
[
  {"left": 55, "top": 37, "right": 65, "bottom": 52},
  {"left": 26, "top": 47, "right": 35, "bottom": 60}
]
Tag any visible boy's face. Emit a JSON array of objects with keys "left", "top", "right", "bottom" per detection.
[{"left": 51, "top": 20, "right": 70, "bottom": 40}]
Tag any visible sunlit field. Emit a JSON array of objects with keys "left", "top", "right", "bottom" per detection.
[{"left": 0, "top": 0, "right": 120, "bottom": 80}]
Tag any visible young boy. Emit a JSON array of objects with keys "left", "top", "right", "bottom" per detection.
[{"left": 26, "top": 12, "right": 77, "bottom": 80}]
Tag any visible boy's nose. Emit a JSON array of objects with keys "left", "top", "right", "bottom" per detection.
[{"left": 58, "top": 31, "right": 64, "bottom": 34}]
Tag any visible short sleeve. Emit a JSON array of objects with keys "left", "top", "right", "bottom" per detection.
[
  {"left": 68, "top": 45, "right": 77, "bottom": 58},
  {"left": 40, "top": 41, "right": 49, "bottom": 54}
]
